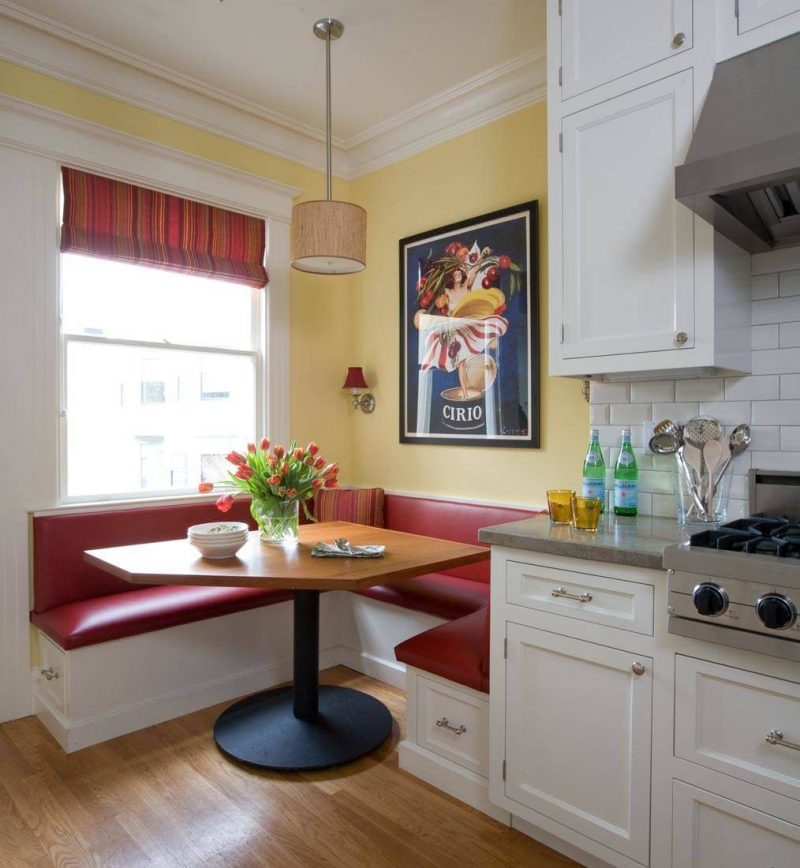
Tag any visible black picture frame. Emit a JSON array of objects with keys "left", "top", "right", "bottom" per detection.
[{"left": 399, "top": 201, "right": 539, "bottom": 448}]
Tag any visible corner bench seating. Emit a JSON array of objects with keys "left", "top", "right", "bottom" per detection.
[{"left": 30, "top": 491, "right": 538, "bottom": 756}]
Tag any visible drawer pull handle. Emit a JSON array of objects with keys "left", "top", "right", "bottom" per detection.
[
  {"left": 632, "top": 661, "right": 646, "bottom": 676},
  {"left": 765, "top": 730, "right": 800, "bottom": 752},
  {"left": 40, "top": 667, "right": 60, "bottom": 681},
  {"left": 436, "top": 717, "right": 466, "bottom": 736},
  {"left": 551, "top": 586, "right": 593, "bottom": 603}
]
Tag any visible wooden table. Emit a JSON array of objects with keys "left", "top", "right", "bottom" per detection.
[{"left": 85, "top": 521, "right": 489, "bottom": 772}]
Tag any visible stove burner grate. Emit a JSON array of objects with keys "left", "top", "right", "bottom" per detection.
[{"left": 690, "top": 516, "right": 800, "bottom": 557}]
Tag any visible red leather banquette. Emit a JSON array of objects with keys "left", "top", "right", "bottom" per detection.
[{"left": 31, "top": 492, "right": 538, "bottom": 692}]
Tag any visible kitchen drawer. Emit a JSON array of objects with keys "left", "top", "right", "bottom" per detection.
[
  {"left": 676, "top": 655, "right": 800, "bottom": 801},
  {"left": 506, "top": 560, "right": 654, "bottom": 635},
  {"left": 37, "top": 632, "right": 66, "bottom": 716},
  {"left": 416, "top": 674, "right": 488, "bottom": 777},
  {"left": 672, "top": 780, "right": 800, "bottom": 867}
]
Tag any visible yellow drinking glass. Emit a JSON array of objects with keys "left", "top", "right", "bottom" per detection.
[
  {"left": 572, "top": 495, "right": 602, "bottom": 532},
  {"left": 546, "top": 490, "right": 575, "bottom": 525}
]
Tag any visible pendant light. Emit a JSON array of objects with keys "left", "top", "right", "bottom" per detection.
[{"left": 290, "top": 18, "right": 367, "bottom": 274}]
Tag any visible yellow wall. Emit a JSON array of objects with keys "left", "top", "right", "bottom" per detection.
[
  {"left": 0, "top": 60, "right": 356, "bottom": 472},
  {"left": 349, "top": 102, "right": 587, "bottom": 506},
  {"left": 0, "top": 62, "right": 587, "bottom": 506}
]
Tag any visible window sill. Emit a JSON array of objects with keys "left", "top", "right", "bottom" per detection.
[{"left": 31, "top": 491, "right": 249, "bottom": 518}]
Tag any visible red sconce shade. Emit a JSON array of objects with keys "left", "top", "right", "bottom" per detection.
[{"left": 342, "top": 367, "right": 369, "bottom": 390}]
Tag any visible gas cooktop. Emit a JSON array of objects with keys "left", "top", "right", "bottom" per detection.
[
  {"left": 689, "top": 516, "right": 800, "bottom": 558},
  {"left": 663, "top": 470, "right": 800, "bottom": 661}
]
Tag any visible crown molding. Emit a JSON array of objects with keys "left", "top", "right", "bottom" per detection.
[
  {"left": 0, "top": 3, "right": 342, "bottom": 175},
  {"left": 0, "top": 2, "right": 547, "bottom": 181},
  {"left": 0, "top": 93, "right": 301, "bottom": 220},
  {"left": 343, "top": 48, "right": 547, "bottom": 178}
]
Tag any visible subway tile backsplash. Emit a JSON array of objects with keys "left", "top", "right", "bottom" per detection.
[{"left": 590, "top": 264, "right": 800, "bottom": 520}]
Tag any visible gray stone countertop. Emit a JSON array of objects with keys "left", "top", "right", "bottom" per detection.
[{"left": 478, "top": 514, "right": 694, "bottom": 570}]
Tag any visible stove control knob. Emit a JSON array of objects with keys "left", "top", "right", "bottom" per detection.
[
  {"left": 692, "top": 583, "right": 729, "bottom": 617},
  {"left": 756, "top": 594, "right": 797, "bottom": 631}
]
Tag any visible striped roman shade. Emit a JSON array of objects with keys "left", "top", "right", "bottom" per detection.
[
  {"left": 315, "top": 488, "right": 385, "bottom": 528},
  {"left": 60, "top": 167, "right": 268, "bottom": 288}
]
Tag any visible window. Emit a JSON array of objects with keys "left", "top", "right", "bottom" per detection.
[{"left": 61, "top": 254, "right": 261, "bottom": 499}]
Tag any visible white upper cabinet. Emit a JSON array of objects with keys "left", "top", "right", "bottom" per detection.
[
  {"left": 561, "top": 71, "right": 695, "bottom": 360},
  {"left": 737, "top": 0, "right": 800, "bottom": 34},
  {"left": 548, "top": 0, "right": 754, "bottom": 378},
  {"left": 560, "top": 0, "right": 693, "bottom": 99}
]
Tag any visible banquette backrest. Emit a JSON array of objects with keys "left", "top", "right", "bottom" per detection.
[
  {"left": 32, "top": 500, "right": 256, "bottom": 613},
  {"left": 383, "top": 494, "right": 536, "bottom": 585}
]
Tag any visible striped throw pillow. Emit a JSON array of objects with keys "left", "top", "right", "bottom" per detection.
[{"left": 315, "top": 488, "right": 385, "bottom": 527}]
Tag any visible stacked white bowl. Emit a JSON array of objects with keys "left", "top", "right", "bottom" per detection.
[{"left": 187, "top": 521, "right": 249, "bottom": 559}]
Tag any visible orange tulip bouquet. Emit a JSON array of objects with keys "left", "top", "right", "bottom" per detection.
[{"left": 199, "top": 438, "right": 338, "bottom": 544}]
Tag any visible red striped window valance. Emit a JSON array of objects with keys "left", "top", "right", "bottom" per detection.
[{"left": 60, "top": 167, "right": 268, "bottom": 289}]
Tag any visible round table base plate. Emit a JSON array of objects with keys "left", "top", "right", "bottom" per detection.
[{"left": 213, "top": 685, "right": 393, "bottom": 771}]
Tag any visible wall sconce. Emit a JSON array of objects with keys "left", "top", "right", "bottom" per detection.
[{"left": 342, "top": 367, "right": 375, "bottom": 414}]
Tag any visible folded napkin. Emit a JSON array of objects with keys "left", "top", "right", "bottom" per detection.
[{"left": 311, "top": 538, "right": 385, "bottom": 559}]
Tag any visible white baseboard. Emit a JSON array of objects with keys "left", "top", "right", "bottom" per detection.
[
  {"left": 337, "top": 645, "right": 407, "bottom": 689},
  {"left": 399, "top": 740, "right": 510, "bottom": 825},
  {"left": 511, "top": 815, "right": 615, "bottom": 868}
]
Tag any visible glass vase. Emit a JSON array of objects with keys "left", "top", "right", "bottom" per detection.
[
  {"left": 250, "top": 496, "right": 299, "bottom": 545},
  {"left": 673, "top": 455, "right": 731, "bottom": 525}
]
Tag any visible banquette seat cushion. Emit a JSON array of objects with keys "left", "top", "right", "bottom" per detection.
[
  {"left": 30, "top": 499, "right": 293, "bottom": 650},
  {"left": 33, "top": 584, "right": 293, "bottom": 651},
  {"left": 394, "top": 606, "right": 490, "bottom": 693}
]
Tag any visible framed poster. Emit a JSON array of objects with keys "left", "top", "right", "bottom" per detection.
[{"left": 399, "top": 201, "right": 539, "bottom": 448}]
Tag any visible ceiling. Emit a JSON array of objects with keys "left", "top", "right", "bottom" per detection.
[{"left": 5, "top": 0, "right": 546, "bottom": 145}]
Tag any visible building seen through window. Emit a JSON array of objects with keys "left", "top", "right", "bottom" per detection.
[{"left": 61, "top": 253, "right": 260, "bottom": 499}]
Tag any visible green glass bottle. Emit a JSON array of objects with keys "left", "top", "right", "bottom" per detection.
[
  {"left": 613, "top": 428, "right": 638, "bottom": 517},
  {"left": 581, "top": 428, "right": 605, "bottom": 512}
]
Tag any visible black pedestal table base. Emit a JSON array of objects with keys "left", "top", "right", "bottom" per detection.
[{"left": 214, "top": 589, "right": 393, "bottom": 770}]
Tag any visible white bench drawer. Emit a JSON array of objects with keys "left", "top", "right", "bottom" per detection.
[
  {"left": 676, "top": 655, "right": 800, "bottom": 801},
  {"left": 506, "top": 560, "right": 654, "bottom": 635},
  {"left": 37, "top": 632, "right": 67, "bottom": 717},
  {"left": 416, "top": 674, "right": 488, "bottom": 777}
]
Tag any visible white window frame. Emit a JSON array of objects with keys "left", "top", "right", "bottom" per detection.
[{"left": 58, "top": 266, "right": 265, "bottom": 503}]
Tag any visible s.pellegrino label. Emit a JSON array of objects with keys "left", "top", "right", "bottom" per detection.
[
  {"left": 613, "top": 428, "right": 638, "bottom": 516},
  {"left": 581, "top": 428, "right": 605, "bottom": 511}
]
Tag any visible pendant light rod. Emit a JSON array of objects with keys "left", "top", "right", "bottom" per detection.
[
  {"left": 325, "top": 27, "right": 332, "bottom": 200},
  {"left": 313, "top": 18, "right": 343, "bottom": 202}
]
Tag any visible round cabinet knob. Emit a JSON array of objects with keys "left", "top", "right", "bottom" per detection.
[
  {"left": 675, "top": 331, "right": 689, "bottom": 345},
  {"left": 632, "top": 661, "right": 646, "bottom": 676},
  {"left": 693, "top": 582, "right": 729, "bottom": 617},
  {"left": 756, "top": 594, "right": 797, "bottom": 631},
  {"left": 672, "top": 32, "right": 686, "bottom": 47}
]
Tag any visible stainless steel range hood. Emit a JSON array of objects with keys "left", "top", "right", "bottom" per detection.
[{"left": 675, "top": 32, "right": 800, "bottom": 253}]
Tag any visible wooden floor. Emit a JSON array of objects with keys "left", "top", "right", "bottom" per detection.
[{"left": 0, "top": 667, "right": 578, "bottom": 867}]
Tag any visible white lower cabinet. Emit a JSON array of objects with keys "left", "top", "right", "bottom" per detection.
[
  {"left": 504, "top": 623, "right": 652, "bottom": 865},
  {"left": 675, "top": 655, "right": 800, "bottom": 801},
  {"left": 672, "top": 780, "right": 800, "bottom": 867}
]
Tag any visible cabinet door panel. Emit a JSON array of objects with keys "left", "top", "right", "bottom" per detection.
[
  {"left": 738, "top": 0, "right": 800, "bottom": 34},
  {"left": 562, "top": 71, "right": 694, "bottom": 359},
  {"left": 505, "top": 624, "right": 652, "bottom": 864},
  {"left": 562, "top": 0, "right": 693, "bottom": 99},
  {"left": 672, "top": 780, "right": 800, "bottom": 867}
]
